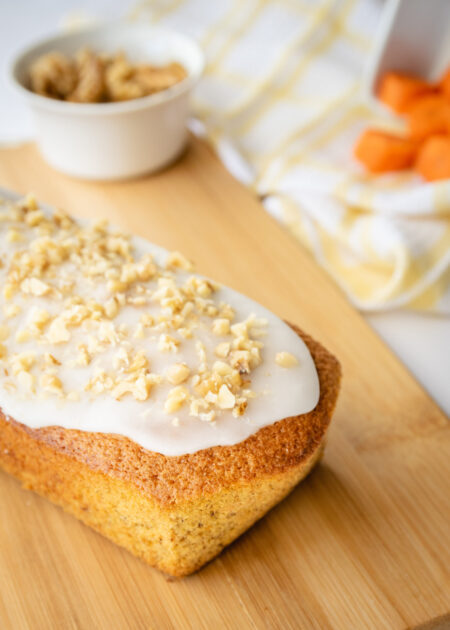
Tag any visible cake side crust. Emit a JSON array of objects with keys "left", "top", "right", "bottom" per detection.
[
  {"left": 0, "top": 326, "right": 341, "bottom": 507},
  {"left": 0, "top": 325, "right": 341, "bottom": 575}
]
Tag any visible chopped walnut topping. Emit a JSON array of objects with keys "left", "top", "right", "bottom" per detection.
[
  {"left": 10, "top": 352, "right": 35, "bottom": 375},
  {"left": 133, "top": 323, "right": 145, "bottom": 339},
  {"left": 21, "top": 277, "right": 51, "bottom": 297},
  {"left": 212, "top": 318, "right": 230, "bottom": 336},
  {"left": 215, "top": 341, "right": 231, "bottom": 358},
  {"left": 76, "top": 345, "right": 91, "bottom": 367},
  {"left": 3, "top": 284, "right": 15, "bottom": 300},
  {"left": 276, "top": 352, "right": 299, "bottom": 368},
  {"left": 165, "top": 362, "right": 190, "bottom": 385},
  {"left": 7, "top": 228, "right": 23, "bottom": 243},
  {"left": 44, "top": 353, "right": 61, "bottom": 366},
  {"left": 3, "top": 304, "right": 20, "bottom": 319},
  {"left": 40, "top": 372, "right": 63, "bottom": 395},
  {"left": 104, "top": 297, "right": 120, "bottom": 319},
  {"left": 15, "top": 329, "right": 31, "bottom": 343},
  {"left": 217, "top": 384, "right": 235, "bottom": 409},
  {"left": 165, "top": 386, "right": 189, "bottom": 413},
  {"left": 219, "top": 303, "right": 235, "bottom": 320},
  {"left": 166, "top": 251, "right": 193, "bottom": 271},
  {"left": 189, "top": 398, "right": 209, "bottom": 416},
  {"left": 25, "top": 210, "right": 45, "bottom": 227},
  {"left": 28, "top": 307, "right": 51, "bottom": 333},
  {"left": 112, "top": 375, "right": 153, "bottom": 402},
  {"left": 199, "top": 410, "right": 216, "bottom": 423},
  {"left": 158, "top": 334, "right": 180, "bottom": 353},
  {"left": 47, "top": 317, "right": 71, "bottom": 344},
  {"left": 140, "top": 313, "right": 154, "bottom": 327},
  {"left": 17, "top": 371, "right": 35, "bottom": 391},
  {"left": 0, "top": 195, "right": 287, "bottom": 422}
]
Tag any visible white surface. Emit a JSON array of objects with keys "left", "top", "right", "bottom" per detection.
[
  {"left": 368, "top": 312, "right": 450, "bottom": 416},
  {"left": 0, "top": 0, "right": 449, "bottom": 417},
  {"left": 10, "top": 23, "right": 204, "bottom": 179}
]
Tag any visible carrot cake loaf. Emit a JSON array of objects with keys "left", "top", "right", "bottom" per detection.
[{"left": 0, "top": 191, "right": 341, "bottom": 576}]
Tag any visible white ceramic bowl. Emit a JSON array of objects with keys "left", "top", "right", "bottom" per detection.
[{"left": 10, "top": 23, "right": 204, "bottom": 180}]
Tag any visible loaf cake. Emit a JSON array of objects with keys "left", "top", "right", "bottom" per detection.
[{"left": 0, "top": 191, "right": 341, "bottom": 576}]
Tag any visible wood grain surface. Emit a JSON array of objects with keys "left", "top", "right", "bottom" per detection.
[{"left": 0, "top": 139, "right": 448, "bottom": 630}]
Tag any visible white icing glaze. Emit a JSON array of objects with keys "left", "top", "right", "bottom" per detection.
[{"left": 0, "top": 189, "right": 319, "bottom": 456}]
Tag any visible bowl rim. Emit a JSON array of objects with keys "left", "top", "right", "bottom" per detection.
[{"left": 8, "top": 21, "right": 205, "bottom": 116}]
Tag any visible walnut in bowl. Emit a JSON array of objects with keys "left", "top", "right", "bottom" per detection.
[
  {"left": 10, "top": 23, "right": 204, "bottom": 180},
  {"left": 29, "top": 48, "right": 187, "bottom": 104}
]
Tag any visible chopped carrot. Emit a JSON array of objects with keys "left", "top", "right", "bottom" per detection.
[
  {"left": 355, "top": 68, "right": 450, "bottom": 180},
  {"left": 378, "top": 72, "right": 434, "bottom": 113},
  {"left": 407, "top": 95, "right": 450, "bottom": 139},
  {"left": 354, "top": 129, "right": 419, "bottom": 174},
  {"left": 415, "top": 135, "right": 450, "bottom": 181},
  {"left": 439, "top": 67, "right": 450, "bottom": 98}
]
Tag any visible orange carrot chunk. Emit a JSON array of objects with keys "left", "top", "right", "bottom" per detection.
[
  {"left": 378, "top": 72, "right": 434, "bottom": 113},
  {"left": 354, "top": 129, "right": 418, "bottom": 173},
  {"left": 439, "top": 67, "right": 450, "bottom": 98},
  {"left": 415, "top": 135, "right": 450, "bottom": 181},
  {"left": 407, "top": 95, "right": 450, "bottom": 139}
]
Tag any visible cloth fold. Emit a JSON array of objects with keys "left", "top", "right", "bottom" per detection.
[{"left": 135, "top": 0, "right": 450, "bottom": 312}]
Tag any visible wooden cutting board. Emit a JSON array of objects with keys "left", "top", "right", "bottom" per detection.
[{"left": 0, "top": 139, "right": 448, "bottom": 630}]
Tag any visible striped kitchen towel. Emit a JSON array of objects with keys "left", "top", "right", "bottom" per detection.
[{"left": 132, "top": 0, "right": 450, "bottom": 312}]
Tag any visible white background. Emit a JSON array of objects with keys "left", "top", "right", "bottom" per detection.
[{"left": 1, "top": 0, "right": 449, "bottom": 416}]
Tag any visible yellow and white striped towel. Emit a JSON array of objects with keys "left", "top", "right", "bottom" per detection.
[{"left": 133, "top": 0, "right": 450, "bottom": 312}]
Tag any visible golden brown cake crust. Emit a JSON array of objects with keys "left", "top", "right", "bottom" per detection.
[{"left": 0, "top": 325, "right": 341, "bottom": 507}]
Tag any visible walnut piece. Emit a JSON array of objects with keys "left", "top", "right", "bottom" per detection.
[{"left": 275, "top": 352, "right": 299, "bottom": 368}]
